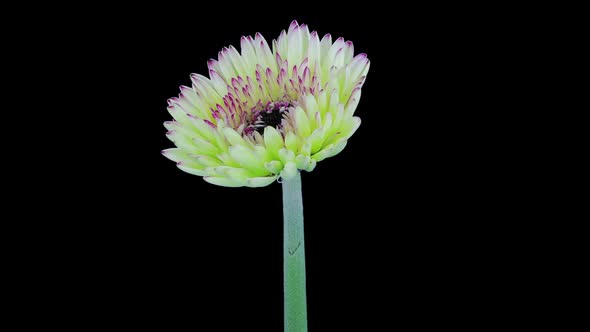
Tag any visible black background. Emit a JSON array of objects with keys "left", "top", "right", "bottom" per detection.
[{"left": 19, "top": 6, "right": 520, "bottom": 331}]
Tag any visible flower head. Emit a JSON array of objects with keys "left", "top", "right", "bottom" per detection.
[{"left": 162, "top": 21, "right": 370, "bottom": 187}]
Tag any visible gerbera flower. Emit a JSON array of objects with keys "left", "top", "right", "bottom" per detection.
[{"left": 162, "top": 20, "right": 370, "bottom": 187}]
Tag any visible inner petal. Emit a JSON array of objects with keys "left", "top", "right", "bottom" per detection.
[{"left": 247, "top": 101, "right": 293, "bottom": 135}]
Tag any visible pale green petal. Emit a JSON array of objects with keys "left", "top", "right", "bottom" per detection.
[
  {"left": 188, "top": 116, "right": 217, "bottom": 140},
  {"left": 223, "top": 127, "right": 251, "bottom": 147},
  {"left": 228, "top": 145, "right": 268, "bottom": 175},
  {"left": 246, "top": 176, "right": 278, "bottom": 187},
  {"left": 305, "top": 159, "right": 317, "bottom": 172},
  {"left": 323, "top": 113, "right": 333, "bottom": 134},
  {"left": 311, "top": 143, "right": 336, "bottom": 162},
  {"left": 167, "top": 105, "right": 194, "bottom": 129},
  {"left": 254, "top": 145, "right": 273, "bottom": 163},
  {"left": 300, "top": 141, "right": 311, "bottom": 156},
  {"left": 295, "top": 155, "right": 312, "bottom": 170},
  {"left": 263, "top": 126, "right": 284, "bottom": 157},
  {"left": 285, "top": 132, "right": 300, "bottom": 153},
  {"left": 204, "top": 176, "right": 242, "bottom": 187},
  {"left": 252, "top": 131, "right": 265, "bottom": 145},
  {"left": 279, "top": 148, "right": 296, "bottom": 164},
  {"left": 344, "top": 88, "right": 361, "bottom": 118},
  {"left": 161, "top": 148, "right": 189, "bottom": 163},
  {"left": 342, "top": 117, "right": 362, "bottom": 139},
  {"left": 192, "top": 137, "right": 220, "bottom": 155},
  {"left": 178, "top": 162, "right": 207, "bottom": 176},
  {"left": 307, "top": 127, "right": 325, "bottom": 154},
  {"left": 222, "top": 167, "right": 254, "bottom": 183},
  {"left": 216, "top": 151, "right": 241, "bottom": 168},
  {"left": 265, "top": 160, "right": 283, "bottom": 174},
  {"left": 330, "top": 105, "right": 345, "bottom": 136},
  {"left": 303, "top": 95, "right": 320, "bottom": 127},
  {"left": 329, "top": 89, "right": 340, "bottom": 115},
  {"left": 211, "top": 130, "right": 229, "bottom": 151},
  {"left": 317, "top": 90, "right": 328, "bottom": 115},
  {"left": 330, "top": 139, "right": 348, "bottom": 157},
  {"left": 280, "top": 161, "right": 298, "bottom": 180},
  {"left": 194, "top": 155, "right": 222, "bottom": 167}
]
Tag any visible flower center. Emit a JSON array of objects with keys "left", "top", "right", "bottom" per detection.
[{"left": 251, "top": 101, "right": 292, "bottom": 134}]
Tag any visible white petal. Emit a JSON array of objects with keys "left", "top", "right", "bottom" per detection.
[
  {"left": 349, "top": 54, "right": 369, "bottom": 82},
  {"left": 190, "top": 74, "right": 223, "bottom": 102},
  {"left": 240, "top": 36, "right": 257, "bottom": 75},
  {"left": 208, "top": 70, "right": 229, "bottom": 97},
  {"left": 328, "top": 37, "right": 346, "bottom": 66},
  {"left": 287, "top": 24, "right": 302, "bottom": 66},
  {"left": 320, "top": 33, "right": 333, "bottom": 65},
  {"left": 211, "top": 53, "right": 235, "bottom": 83},
  {"left": 226, "top": 45, "right": 248, "bottom": 77},
  {"left": 255, "top": 32, "right": 277, "bottom": 73},
  {"left": 332, "top": 47, "right": 345, "bottom": 68},
  {"left": 288, "top": 20, "right": 299, "bottom": 34},
  {"left": 276, "top": 30, "right": 288, "bottom": 59},
  {"left": 307, "top": 31, "right": 321, "bottom": 73},
  {"left": 299, "top": 24, "right": 311, "bottom": 56},
  {"left": 343, "top": 41, "right": 354, "bottom": 64}
]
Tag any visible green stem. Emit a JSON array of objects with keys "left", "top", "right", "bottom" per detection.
[{"left": 282, "top": 172, "right": 307, "bottom": 332}]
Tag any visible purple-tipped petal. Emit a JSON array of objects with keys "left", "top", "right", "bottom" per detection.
[{"left": 289, "top": 20, "right": 299, "bottom": 33}]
